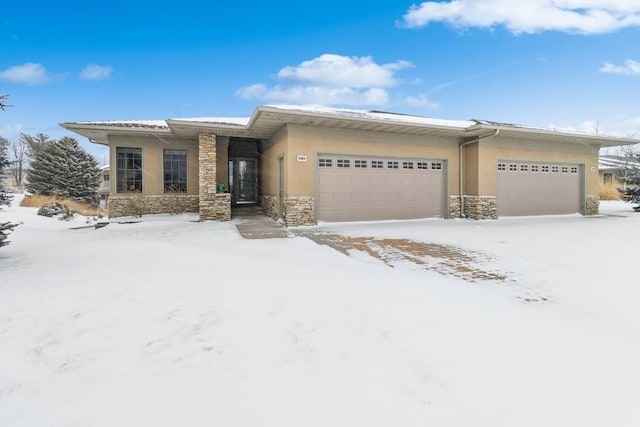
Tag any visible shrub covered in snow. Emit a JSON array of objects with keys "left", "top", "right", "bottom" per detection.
[{"left": 37, "top": 203, "right": 74, "bottom": 220}]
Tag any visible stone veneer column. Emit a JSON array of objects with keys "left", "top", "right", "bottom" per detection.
[
  {"left": 462, "top": 196, "right": 498, "bottom": 220},
  {"left": 199, "top": 133, "right": 231, "bottom": 221},
  {"left": 585, "top": 195, "right": 599, "bottom": 216}
]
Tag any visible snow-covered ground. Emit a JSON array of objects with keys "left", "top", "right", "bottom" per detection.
[{"left": 1, "top": 197, "right": 639, "bottom": 426}]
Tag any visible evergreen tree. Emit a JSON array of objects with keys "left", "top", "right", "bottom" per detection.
[
  {"left": 26, "top": 137, "right": 100, "bottom": 204},
  {"left": 619, "top": 153, "right": 640, "bottom": 209}
]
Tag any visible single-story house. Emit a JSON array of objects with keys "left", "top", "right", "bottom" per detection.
[
  {"left": 599, "top": 154, "right": 640, "bottom": 189},
  {"left": 61, "top": 105, "right": 638, "bottom": 225}
]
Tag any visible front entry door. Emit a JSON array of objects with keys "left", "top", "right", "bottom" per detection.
[{"left": 229, "top": 158, "right": 258, "bottom": 204}]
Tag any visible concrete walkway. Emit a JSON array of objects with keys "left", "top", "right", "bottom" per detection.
[
  {"left": 233, "top": 205, "right": 291, "bottom": 239},
  {"left": 232, "top": 205, "right": 353, "bottom": 256}
]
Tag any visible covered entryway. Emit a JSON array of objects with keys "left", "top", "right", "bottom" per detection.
[
  {"left": 497, "top": 161, "right": 582, "bottom": 216},
  {"left": 228, "top": 138, "right": 260, "bottom": 205},
  {"left": 317, "top": 154, "right": 446, "bottom": 222}
]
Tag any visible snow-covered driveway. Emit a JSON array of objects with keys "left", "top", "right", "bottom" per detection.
[{"left": 1, "top": 199, "right": 639, "bottom": 426}]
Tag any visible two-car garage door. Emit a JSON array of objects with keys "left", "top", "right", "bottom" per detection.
[
  {"left": 317, "top": 154, "right": 445, "bottom": 222},
  {"left": 497, "top": 161, "right": 582, "bottom": 216}
]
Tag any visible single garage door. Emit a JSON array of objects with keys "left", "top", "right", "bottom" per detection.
[
  {"left": 497, "top": 161, "right": 582, "bottom": 216},
  {"left": 317, "top": 154, "right": 445, "bottom": 222}
]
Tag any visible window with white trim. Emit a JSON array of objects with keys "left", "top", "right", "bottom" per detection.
[
  {"left": 337, "top": 159, "right": 350, "bottom": 168},
  {"left": 355, "top": 160, "right": 367, "bottom": 168},
  {"left": 509, "top": 163, "right": 517, "bottom": 172},
  {"left": 402, "top": 161, "right": 414, "bottom": 169},
  {"left": 531, "top": 165, "right": 539, "bottom": 172},
  {"left": 561, "top": 166, "right": 569, "bottom": 173},
  {"left": 551, "top": 165, "right": 559, "bottom": 173},
  {"left": 431, "top": 162, "right": 442, "bottom": 170},
  {"left": 520, "top": 164, "right": 528, "bottom": 172},
  {"left": 318, "top": 158, "right": 332, "bottom": 167},
  {"left": 570, "top": 166, "right": 578, "bottom": 174},
  {"left": 387, "top": 161, "right": 399, "bottom": 169},
  {"left": 417, "top": 162, "right": 429, "bottom": 170},
  {"left": 541, "top": 165, "right": 550, "bottom": 173},
  {"left": 497, "top": 163, "right": 506, "bottom": 171},
  {"left": 371, "top": 160, "right": 383, "bottom": 169}
]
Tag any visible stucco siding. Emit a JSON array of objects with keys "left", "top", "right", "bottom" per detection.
[
  {"left": 477, "top": 137, "right": 599, "bottom": 195},
  {"left": 285, "top": 124, "right": 460, "bottom": 197},
  {"left": 108, "top": 134, "right": 199, "bottom": 196}
]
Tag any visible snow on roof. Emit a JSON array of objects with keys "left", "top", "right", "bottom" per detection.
[
  {"left": 599, "top": 155, "right": 640, "bottom": 170},
  {"left": 69, "top": 119, "right": 169, "bottom": 129},
  {"left": 265, "top": 104, "right": 475, "bottom": 129},
  {"left": 170, "top": 117, "right": 250, "bottom": 126}
]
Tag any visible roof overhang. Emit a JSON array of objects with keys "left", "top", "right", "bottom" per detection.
[
  {"left": 464, "top": 122, "right": 638, "bottom": 148},
  {"left": 60, "top": 122, "right": 172, "bottom": 145},
  {"left": 61, "top": 105, "right": 640, "bottom": 149}
]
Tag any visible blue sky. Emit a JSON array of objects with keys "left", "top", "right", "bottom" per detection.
[{"left": 1, "top": 0, "right": 639, "bottom": 161}]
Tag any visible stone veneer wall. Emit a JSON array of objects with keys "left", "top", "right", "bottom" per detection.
[
  {"left": 462, "top": 196, "right": 498, "bottom": 220},
  {"left": 108, "top": 194, "right": 199, "bottom": 218},
  {"left": 585, "top": 195, "right": 599, "bottom": 216},
  {"left": 449, "top": 196, "right": 461, "bottom": 218},
  {"left": 198, "top": 133, "right": 230, "bottom": 221},
  {"left": 284, "top": 196, "right": 315, "bottom": 226},
  {"left": 260, "top": 195, "right": 279, "bottom": 221}
]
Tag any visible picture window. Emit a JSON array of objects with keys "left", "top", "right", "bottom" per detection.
[
  {"left": 116, "top": 147, "right": 142, "bottom": 193},
  {"left": 163, "top": 149, "right": 187, "bottom": 192}
]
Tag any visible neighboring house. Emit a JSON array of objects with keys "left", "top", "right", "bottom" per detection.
[
  {"left": 97, "top": 164, "right": 110, "bottom": 205},
  {"left": 598, "top": 154, "right": 640, "bottom": 189},
  {"left": 61, "top": 105, "right": 638, "bottom": 225}
]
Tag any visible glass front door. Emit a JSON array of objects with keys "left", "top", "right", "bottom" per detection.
[{"left": 229, "top": 158, "right": 258, "bottom": 204}]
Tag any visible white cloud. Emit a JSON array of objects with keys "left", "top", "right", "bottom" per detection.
[
  {"left": 236, "top": 84, "right": 389, "bottom": 106},
  {"left": 600, "top": 60, "right": 640, "bottom": 75},
  {"left": 401, "top": 0, "right": 640, "bottom": 34},
  {"left": 80, "top": 64, "right": 112, "bottom": 81},
  {"left": 404, "top": 94, "right": 439, "bottom": 109},
  {"left": 236, "top": 54, "right": 414, "bottom": 107},
  {"left": 277, "top": 54, "right": 411, "bottom": 88},
  {"left": 627, "top": 116, "right": 640, "bottom": 126},
  {"left": 0, "top": 123, "right": 25, "bottom": 139},
  {"left": 0, "top": 62, "right": 50, "bottom": 85}
]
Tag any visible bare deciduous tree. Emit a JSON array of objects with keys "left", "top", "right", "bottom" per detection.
[{"left": 0, "top": 94, "right": 11, "bottom": 110}]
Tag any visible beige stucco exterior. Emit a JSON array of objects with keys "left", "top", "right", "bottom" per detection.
[
  {"left": 62, "top": 105, "right": 637, "bottom": 222},
  {"left": 278, "top": 124, "right": 461, "bottom": 196},
  {"left": 108, "top": 135, "right": 199, "bottom": 196},
  {"left": 472, "top": 136, "right": 599, "bottom": 196}
]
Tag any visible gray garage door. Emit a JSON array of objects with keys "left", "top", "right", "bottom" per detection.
[
  {"left": 317, "top": 154, "right": 445, "bottom": 222},
  {"left": 497, "top": 161, "right": 582, "bottom": 216}
]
